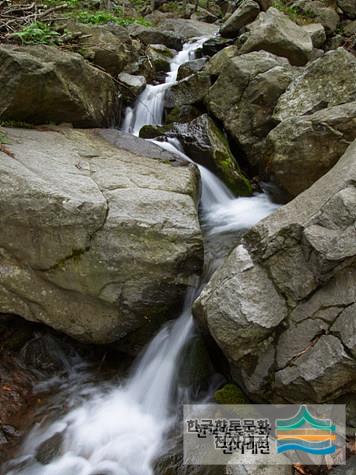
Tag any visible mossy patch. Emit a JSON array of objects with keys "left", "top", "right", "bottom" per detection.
[
  {"left": 214, "top": 383, "right": 249, "bottom": 405},
  {"left": 208, "top": 120, "right": 253, "bottom": 197}
]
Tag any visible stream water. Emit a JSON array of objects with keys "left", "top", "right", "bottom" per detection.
[{"left": 4, "top": 38, "right": 279, "bottom": 475}]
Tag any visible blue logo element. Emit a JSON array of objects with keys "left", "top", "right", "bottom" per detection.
[{"left": 276, "top": 405, "right": 336, "bottom": 455}]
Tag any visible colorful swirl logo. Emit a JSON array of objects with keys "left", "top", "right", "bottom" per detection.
[{"left": 276, "top": 405, "right": 336, "bottom": 455}]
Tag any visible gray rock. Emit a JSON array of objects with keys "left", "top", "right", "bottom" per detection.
[
  {"left": 301, "top": 22, "right": 326, "bottom": 48},
  {"left": 329, "top": 455, "right": 356, "bottom": 474},
  {"left": 227, "top": 462, "right": 293, "bottom": 475},
  {"left": 64, "top": 22, "right": 139, "bottom": 77},
  {"left": 128, "top": 25, "right": 183, "bottom": 50},
  {"left": 165, "top": 72, "right": 211, "bottom": 108},
  {"left": 205, "top": 45, "right": 239, "bottom": 76},
  {"left": 193, "top": 138, "right": 356, "bottom": 404},
  {"left": 0, "top": 127, "right": 203, "bottom": 346},
  {"left": 337, "top": 0, "right": 356, "bottom": 19},
  {"left": 206, "top": 51, "right": 296, "bottom": 166},
  {"left": 239, "top": 8, "right": 313, "bottom": 66},
  {"left": 174, "top": 114, "right": 253, "bottom": 196},
  {"left": 165, "top": 105, "right": 202, "bottom": 124},
  {"left": 344, "top": 19, "right": 356, "bottom": 34},
  {"left": 274, "top": 48, "right": 356, "bottom": 122},
  {"left": 146, "top": 44, "right": 175, "bottom": 73},
  {"left": 265, "top": 101, "right": 356, "bottom": 197},
  {"left": 0, "top": 45, "right": 120, "bottom": 127},
  {"left": 35, "top": 432, "right": 64, "bottom": 465},
  {"left": 220, "top": 0, "right": 261, "bottom": 38},
  {"left": 293, "top": 0, "right": 340, "bottom": 34},
  {"left": 177, "top": 58, "right": 207, "bottom": 81},
  {"left": 194, "top": 244, "right": 288, "bottom": 366},
  {"left": 154, "top": 18, "right": 218, "bottom": 39},
  {"left": 201, "top": 36, "right": 235, "bottom": 56},
  {"left": 118, "top": 73, "right": 146, "bottom": 100}
]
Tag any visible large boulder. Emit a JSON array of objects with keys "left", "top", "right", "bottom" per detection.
[
  {"left": 293, "top": 0, "right": 340, "bottom": 34},
  {"left": 165, "top": 72, "right": 211, "bottom": 109},
  {"left": 117, "top": 73, "right": 146, "bottom": 103},
  {"left": 337, "top": 0, "right": 356, "bottom": 18},
  {"left": 175, "top": 115, "right": 252, "bottom": 196},
  {"left": 146, "top": 43, "right": 176, "bottom": 73},
  {"left": 220, "top": 0, "right": 261, "bottom": 38},
  {"left": 264, "top": 101, "right": 356, "bottom": 197},
  {"left": 128, "top": 25, "right": 183, "bottom": 50},
  {"left": 64, "top": 22, "right": 140, "bottom": 77},
  {"left": 301, "top": 23, "right": 326, "bottom": 48},
  {"left": 205, "top": 45, "right": 239, "bottom": 76},
  {"left": 154, "top": 18, "right": 218, "bottom": 39},
  {"left": 194, "top": 139, "right": 356, "bottom": 405},
  {"left": 0, "top": 127, "right": 203, "bottom": 348},
  {"left": 177, "top": 58, "right": 207, "bottom": 80},
  {"left": 206, "top": 51, "right": 296, "bottom": 166},
  {"left": 0, "top": 45, "right": 120, "bottom": 127},
  {"left": 274, "top": 48, "right": 356, "bottom": 122},
  {"left": 145, "top": 114, "right": 253, "bottom": 196},
  {"left": 239, "top": 7, "right": 313, "bottom": 66}
]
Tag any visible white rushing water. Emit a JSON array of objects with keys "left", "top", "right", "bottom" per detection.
[{"left": 6, "top": 37, "right": 280, "bottom": 475}]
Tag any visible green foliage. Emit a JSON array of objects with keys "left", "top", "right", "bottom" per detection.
[
  {"left": 13, "top": 21, "right": 61, "bottom": 45},
  {"left": 75, "top": 10, "right": 151, "bottom": 27},
  {"left": 42, "top": 0, "right": 81, "bottom": 6},
  {"left": 0, "top": 130, "right": 10, "bottom": 145},
  {"left": 272, "top": 0, "right": 315, "bottom": 24}
]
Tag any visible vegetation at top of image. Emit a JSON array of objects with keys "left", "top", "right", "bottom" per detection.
[
  {"left": 13, "top": 21, "right": 62, "bottom": 45},
  {"left": 272, "top": 0, "right": 315, "bottom": 24},
  {"left": 74, "top": 9, "right": 151, "bottom": 26}
]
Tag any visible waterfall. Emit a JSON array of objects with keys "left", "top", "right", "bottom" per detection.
[{"left": 5, "top": 37, "right": 279, "bottom": 475}]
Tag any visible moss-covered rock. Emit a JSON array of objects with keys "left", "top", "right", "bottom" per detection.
[
  {"left": 165, "top": 72, "right": 211, "bottom": 109},
  {"left": 175, "top": 114, "right": 253, "bottom": 196},
  {"left": 165, "top": 105, "right": 202, "bottom": 124},
  {"left": 177, "top": 58, "right": 207, "bottom": 81},
  {"left": 214, "top": 384, "right": 249, "bottom": 404},
  {"left": 139, "top": 124, "right": 174, "bottom": 139},
  {"left": 146, "top": 43, "right": 176, "bottom": 73}
]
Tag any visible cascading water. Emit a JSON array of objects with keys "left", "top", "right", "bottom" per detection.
[{"left": 4, "top": 37, "right": 280, "bottom": 475}]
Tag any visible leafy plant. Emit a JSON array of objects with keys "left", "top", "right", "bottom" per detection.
[
  {"left": 13, "top": 22, "right": 61, "bottom": 45},
  {"left": 272, "top": 0, "right": 315, "bottom": 24},
  {"left": 75, "top": 10, "right": 151, "bottom": 27},
  {"left": 0, "top": 130, "right": 10, "bottom": 145}
]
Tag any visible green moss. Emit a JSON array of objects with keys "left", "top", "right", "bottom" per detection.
[
  {"left": 139, "top": 124, "right": 173, "bottom": 139},
  {"left": 74, "top": 10, "right": 151, "bottom": 27},
  {"left": 214, "top": 384, "right": 249, "bottom": 405},
  {"left": 0, "top": 130, "right": 10, "bottom": 145},
  {"left": 209, "top": 121, "right": 253, "bottom": 197}
]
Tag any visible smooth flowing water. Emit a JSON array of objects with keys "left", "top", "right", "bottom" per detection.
[{"left": 5, "top": 37, "right": 279, "bottom": 475}]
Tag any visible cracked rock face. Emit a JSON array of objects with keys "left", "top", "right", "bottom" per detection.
[
  {"left": 193, "top": 139, "right": 356, "bottom": 405},
  {"left": 239, "top": 7, "right": 313, "bottom": 66},
  {"left": 205, "top": 50, "right": 296, "bottom": 167},
  {"left": 0, "top": 127, "right": 203, "bottom": 348},
  {"left": 264, "top": 101, "right": 356, "bottom": 198}
]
